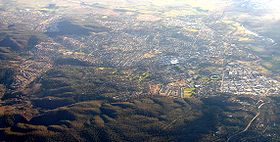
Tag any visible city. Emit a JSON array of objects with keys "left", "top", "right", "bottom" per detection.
[{"left": 1, "top": 0, "right": 280, "bottom": 141}]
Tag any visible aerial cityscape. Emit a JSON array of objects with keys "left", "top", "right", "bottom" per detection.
[{"left": 1, "top": 0, "right": 280, "bottom": 141}]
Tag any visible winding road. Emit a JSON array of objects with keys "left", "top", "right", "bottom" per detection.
[{"left": 226, "top": 100, "right": 266, "bottom": 142}]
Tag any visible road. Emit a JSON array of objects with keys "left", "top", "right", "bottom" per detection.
[{"left": 226, "top": 100, "right": 266, "bottom": 142}]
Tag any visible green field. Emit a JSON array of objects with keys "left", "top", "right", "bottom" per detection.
[{"left": 182, "top": 87, "right": 195, "bottom": 98}]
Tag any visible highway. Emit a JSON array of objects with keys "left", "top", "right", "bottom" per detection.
[{"left": 226, "top": 100, "right": 266, "bottom": 142}]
